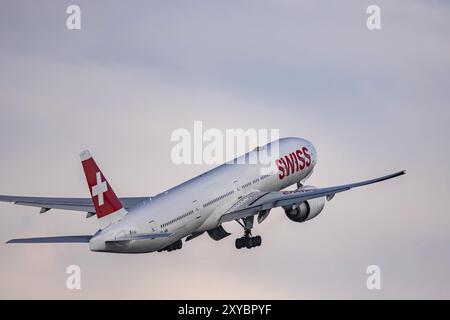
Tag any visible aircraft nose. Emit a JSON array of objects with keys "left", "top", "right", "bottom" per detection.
[{"left": 304, "top": 140, "right": 318, "bottom": 166}]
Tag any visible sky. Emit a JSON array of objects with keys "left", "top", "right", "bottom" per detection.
[{"left": 0, "top": 0, "right": 449, "bottom": 299}]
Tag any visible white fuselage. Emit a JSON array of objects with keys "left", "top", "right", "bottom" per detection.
[{"left": 89, "top": 137, "right": 317, "bottom": 253}]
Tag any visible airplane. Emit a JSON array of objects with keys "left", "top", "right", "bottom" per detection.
[{"left": 0, "top": 137, "right": 405, "bottom": 253}]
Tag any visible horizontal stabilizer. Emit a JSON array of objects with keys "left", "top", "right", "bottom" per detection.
[{"left": 7, "top": 235, "right": 92, "bottom": 244}]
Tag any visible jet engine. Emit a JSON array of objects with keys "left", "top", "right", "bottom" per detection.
[{"left": 283, "top": 187, "right": 326, "bottom": 222}]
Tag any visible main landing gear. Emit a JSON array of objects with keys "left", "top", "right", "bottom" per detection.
[{"left": 235, "top": 216, "right": 262, "bottom": 249}]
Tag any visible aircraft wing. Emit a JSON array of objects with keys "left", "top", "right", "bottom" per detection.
[
  {"left": 0, "top": 195, "right": 150, "bottom": 214},
  {"left": 219, "top": 170, "right": 406, "bottom": 223},
  {"left": 7, "top": 235, "right": 93, "bottom": 243},
  {"left": 7, "top": 232, "right": 173, "bottom": 244}
]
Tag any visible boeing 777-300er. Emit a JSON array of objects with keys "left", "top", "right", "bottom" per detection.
[{"left": 0, "top": 137, "right": 405, "bottom": 253}]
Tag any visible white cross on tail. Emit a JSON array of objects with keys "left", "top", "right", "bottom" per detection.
[{"left": 91, "top": 172, "right": 107, "bottom": 206}]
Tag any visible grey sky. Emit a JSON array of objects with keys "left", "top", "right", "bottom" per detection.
[{"left": 0, "top": 0, "right": 449, "bottom": 299}]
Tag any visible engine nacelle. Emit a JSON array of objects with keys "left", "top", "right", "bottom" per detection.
[{"left": 283, "top": 187, "right": 326, "bottom": 222}]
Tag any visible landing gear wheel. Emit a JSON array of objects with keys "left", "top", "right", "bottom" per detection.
[
  {"left": 234, "top": 218, "right": 262, "bottom": 250},
  {"left": 235, "top": 235, "right": 262, "bottom": 249},
  {"left": 235, "top": 238, "right": 243, "bottom": 249},
  {"left": 246, "top": 237, "right": 253, "bottom": 249},
  {"left": 159, "top": 240, "right": 183, "bottom": 252},
  {"left": 254, "top": 235, "right": 262, "bottom": 247}
]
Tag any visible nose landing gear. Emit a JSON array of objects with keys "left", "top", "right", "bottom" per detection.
[{"left": 235, "top": 216, "right": 262, "bottom": 249}]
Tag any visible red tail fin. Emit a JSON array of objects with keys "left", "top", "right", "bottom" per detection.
[{"left": 80, "top": 150, "right": 126, "bottom": 228}]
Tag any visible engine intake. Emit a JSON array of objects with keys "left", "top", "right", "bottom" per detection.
[{"left": 283, "top": 187, "right": 325, "bottom": 222}]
